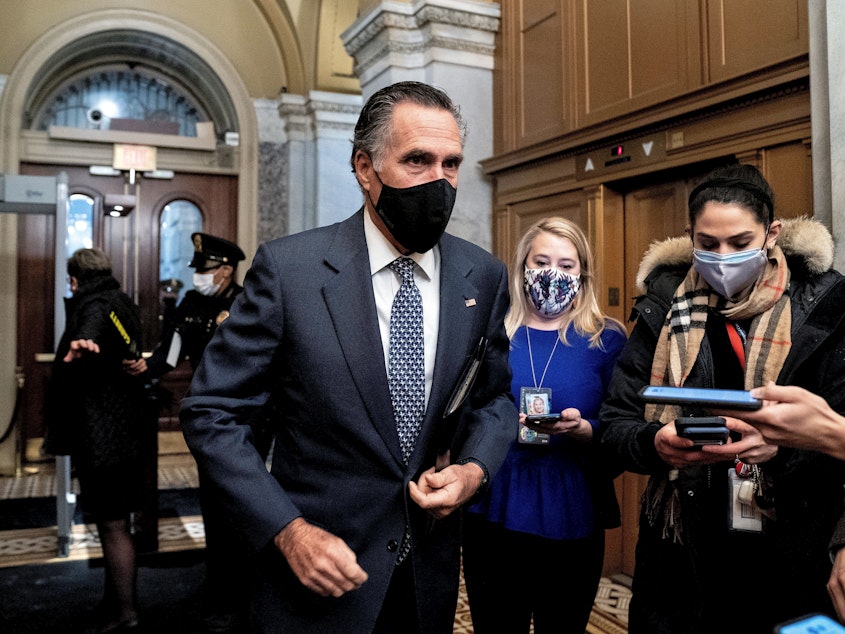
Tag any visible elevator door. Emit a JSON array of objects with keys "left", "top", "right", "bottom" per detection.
[
  {"left": 615, "top": 178, "right": 690, "bottom": 577},
  {"left": 17, "top": 163, "right": 238, "bottom": 444}
]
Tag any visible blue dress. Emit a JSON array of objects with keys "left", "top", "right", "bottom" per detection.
[{"left": 469, "top": 324, "right": 626, "bottom": 540}]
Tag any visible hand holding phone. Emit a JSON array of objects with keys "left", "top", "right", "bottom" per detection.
[
  {"left": 525, "top": 413, "right": 562, "bottom": 425},
  {"left": 639, "top": 385, "right": 762, "bottom": 411},
  {"left": 675, "top": 416, "right": 730, "bottom": 446}
]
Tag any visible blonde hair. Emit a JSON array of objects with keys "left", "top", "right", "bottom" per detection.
[{"left": 505, "top": 217, "right": 625, "bottom": 347}]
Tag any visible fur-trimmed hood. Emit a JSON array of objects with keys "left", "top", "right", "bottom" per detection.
[{"left": 635, "top": 216, "right": 835, "bottom": 294}]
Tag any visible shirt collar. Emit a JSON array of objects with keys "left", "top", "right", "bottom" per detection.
[{"left": 363, "top": 208, "right": 437, "bottom": 280}]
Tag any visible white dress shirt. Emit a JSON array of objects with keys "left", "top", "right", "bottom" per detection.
[{"left": 364, "top": 209, "right": 441, "bottom": 406}]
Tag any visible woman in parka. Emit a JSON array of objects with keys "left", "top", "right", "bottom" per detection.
[{"left": 599, "top": 164, "right": 845, "bottom": 633}]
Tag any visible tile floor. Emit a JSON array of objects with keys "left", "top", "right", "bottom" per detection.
[{"left": 0, "top": 432, "right": 631, "bottom": 632}]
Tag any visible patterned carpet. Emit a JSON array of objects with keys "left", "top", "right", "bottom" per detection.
[
  {"left": 0, "top": 433, "right": 631, "bottom": 632},
  {"left": 452, "top": 574, "right": 630, "bottom": 634}
]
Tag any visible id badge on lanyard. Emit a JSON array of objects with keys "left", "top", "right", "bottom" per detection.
[{"left": 518, "top": 387, "right": 551, "bottom": 445}]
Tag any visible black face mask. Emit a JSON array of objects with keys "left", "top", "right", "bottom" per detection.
[{"left": 370, "top": 174, "right": 457, "bottom": 253}]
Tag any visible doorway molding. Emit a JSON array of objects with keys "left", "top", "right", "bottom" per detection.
[
  {"left": 0, "top": 9, "right": 259, "bottom": 465},
  {"left": 0, "top": 7, "right": 258, "bottom": 253}
]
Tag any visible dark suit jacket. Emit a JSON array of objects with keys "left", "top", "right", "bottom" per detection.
[{"left": 180, "top": 210, "right": 515, "bottom": 632}]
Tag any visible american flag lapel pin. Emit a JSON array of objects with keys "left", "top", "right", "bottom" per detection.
[{"left": 465, "top": 298, "right": 476, "bottom": 307}]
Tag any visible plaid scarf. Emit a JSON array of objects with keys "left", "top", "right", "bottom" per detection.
[{"left": 644, "top": 244, "right": 792, "bottom": 541}]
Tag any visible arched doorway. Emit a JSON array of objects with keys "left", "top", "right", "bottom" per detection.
[{"left": 10, "top": 19, "right": 253, "bottom": 450}]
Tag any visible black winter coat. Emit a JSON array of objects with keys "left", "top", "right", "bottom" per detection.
[
  {"left": 145, "top": 283, "right": 243, "bottom": 377},
  {"left": 44, "top": 275, "right": 147, "bottom": 474},
  {"left": 599, "top": 218, "right": 845, "bottom": 633}
]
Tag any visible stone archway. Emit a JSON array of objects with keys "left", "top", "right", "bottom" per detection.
[{"left": 0, "top": 9, "right": 260, "bottom": 471}]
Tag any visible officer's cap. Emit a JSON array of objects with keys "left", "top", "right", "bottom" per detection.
[{"left": 189, "top": 233, "right": 245, "bottom": 270}]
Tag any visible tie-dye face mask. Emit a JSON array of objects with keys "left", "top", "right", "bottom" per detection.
[{"left": 523, "top": 267, "right": 581, "bottom": 316}]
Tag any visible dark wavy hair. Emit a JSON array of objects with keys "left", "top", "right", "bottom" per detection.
[
  {"left": 688, "top": 164, "right": 774, "bottom": 227},
  {"left": 349, "top": 81, "right": 467, "bottom": 172}
]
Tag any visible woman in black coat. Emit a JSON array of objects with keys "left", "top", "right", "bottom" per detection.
[
  {"left": 44, "top": 247, "right": 147, "bottom": 632},
  {"left": 599, "top": 164, "right": 845, "bottom": 633}
]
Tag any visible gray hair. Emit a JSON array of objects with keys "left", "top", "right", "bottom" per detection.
[{"left": 350, "top": 81, "right": 467, "bottom": 172}]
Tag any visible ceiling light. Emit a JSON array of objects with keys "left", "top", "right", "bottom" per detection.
[{"left": 103, "top": 193, "right": 136, "bottom": 216}]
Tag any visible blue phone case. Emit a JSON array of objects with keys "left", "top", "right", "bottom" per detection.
[
  {"left": 639, "top": 385, "right": 762, "bottom": 411},
  {"left": 774, "top": 613, "right": 845, "bottom": 633}
]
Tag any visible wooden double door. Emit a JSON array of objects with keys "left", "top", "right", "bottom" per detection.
[{"left": 17, "top": 163, "right": 238, "bottom": 444}]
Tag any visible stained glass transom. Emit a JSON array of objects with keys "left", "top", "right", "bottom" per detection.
[{"left": 34, "top": 68, "right": 209, "bottom": 137}]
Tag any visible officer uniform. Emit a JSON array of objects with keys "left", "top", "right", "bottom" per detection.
[
  {"left": 157, "top": 278, "right": 183, "bottom": 344},
  {"left": 146, "top": 233, "right": 245, "bottom": 376},
  {"left": 146, "top": 233, "right": 250, "bottom": 633}
]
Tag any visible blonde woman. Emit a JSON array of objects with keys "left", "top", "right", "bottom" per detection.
[{"left": 463, "top": 217, "right": 627, "bottom": 634}]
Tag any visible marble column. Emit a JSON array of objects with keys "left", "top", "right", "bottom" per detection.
[
  {"left": 254, "top": 95, "right": 289, "bottom": 243},
  {"left": 310, "top": 91, "right": 366, "bottom": 228},
  {"left": 341, "top": 0, "right": 501, "bottom": 252},
  {"left": 810, "top": 0, "right": 845, "bottom": 272},
  {"left": 255, "top": 90, "right": 362, "bottom": 242}
]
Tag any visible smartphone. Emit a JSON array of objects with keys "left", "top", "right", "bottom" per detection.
[
  {"left": 675, "top": 416, "right": 730, "bottom": 446},
  {"left": 639, "top": 385, "right": 762, "bottom": 411},
  {"left": 525, "top": 413, "right": 562, "bottom": 424},
  {"left": 773, "top": 613, "right": 845, "bottom": 633}
]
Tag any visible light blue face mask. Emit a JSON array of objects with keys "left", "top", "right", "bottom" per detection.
[{"left": 692, "top": 247, "right": 768, "bottom": 299}]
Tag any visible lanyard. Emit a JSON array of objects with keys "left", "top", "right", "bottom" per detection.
[
  {"left": 526, "top": 327, "right": 560, "bottom": 388},
  {"left": 726, "top": 322, "right": 746, "bottom": 372}
]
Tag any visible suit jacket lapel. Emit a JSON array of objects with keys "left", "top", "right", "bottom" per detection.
[
  {"left": 410, "top": 235, "right": 480, "bottom": 470},
  {"left": 322, "top": 219, "right": 482, "bottom": 472},
  {"left": 322, "top": 211, "right": 405, "bottom": 469}
]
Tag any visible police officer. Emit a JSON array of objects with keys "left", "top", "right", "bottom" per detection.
[
  {"left": 125, "top": 232, "right": 249, "bottom": 632},
  {"left": 146, "top": 233, "right": 245, "bottom": 376}
]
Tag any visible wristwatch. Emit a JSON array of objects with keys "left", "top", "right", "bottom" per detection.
[{"left": 456, "top": 457, "right": 489, "bottom": 491}]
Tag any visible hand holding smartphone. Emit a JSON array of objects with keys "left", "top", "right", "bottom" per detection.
[
  {"left": 524, "top": 413, "right": 562, "bottom": 425},
  {"left": 639, "top": 385, "right": 762, "bottom": 411},
  {"left": 675, "top": 416, "right": 730, "bottom": 446}
]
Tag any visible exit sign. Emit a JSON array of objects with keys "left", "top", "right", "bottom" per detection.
[{"left": 113, "top": 144, "right": 157, "bottom": 171}]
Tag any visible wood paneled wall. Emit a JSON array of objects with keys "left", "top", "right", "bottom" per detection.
[{"left": 495, "top": 0, "right": 808, "bottom": 157}]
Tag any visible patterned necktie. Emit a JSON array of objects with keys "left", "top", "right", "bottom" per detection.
[
  {"left": 388, "top": 257, "right": 424, "bottom": 565},
  {"left": 387, "top": 257, "right": 425, "bottom": 464}
]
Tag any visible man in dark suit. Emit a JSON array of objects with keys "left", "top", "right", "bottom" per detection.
[{"left": 180, "top": 81, "right": 515, "bottom": 633}]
